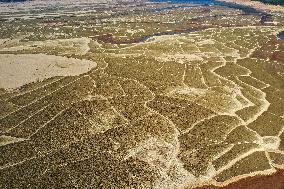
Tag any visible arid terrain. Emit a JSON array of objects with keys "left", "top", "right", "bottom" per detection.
[
  {"left": 216, "top": 0, "right": 284, "bottom": 13},
  {"left": 0, "top": 0, "right": 284, "bottom": 188}
]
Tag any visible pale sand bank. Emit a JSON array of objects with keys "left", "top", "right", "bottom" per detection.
[
  {"left": 0, "top": 135, "right": 26, "bottom": 146},
  {"left": 0, "top": 37, "right": 91, "bottom": 56},
  {"left": 216, "top": 0, "right": 284, "bottom": 13},
  {"left": 0, "top": 54, "right": 97, "bottom": 89}
]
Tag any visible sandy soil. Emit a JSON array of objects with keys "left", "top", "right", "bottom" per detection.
[
  {"left": 0, "top": 0, "right": 146, "bottom": 13},
  {"left": 0, "top": 53, "right": 97, "bottom": 89},
  {"left": 0, "top": 37, "right": 91, "bottom": 56},
  {"left": 156, "top": 54, "right": 204, "bottom": 64},
  {"left": 216, "top": 0, "right": 284, "bottom": 13}
]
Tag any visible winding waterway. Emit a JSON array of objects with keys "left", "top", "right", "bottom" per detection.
[{"left": 98, "top": 0, "right": 270, "bottom": 44}]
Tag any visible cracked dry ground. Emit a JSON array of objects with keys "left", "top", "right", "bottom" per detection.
[{"left": 1, "top": 26, "right": 284, "bottom": 188}]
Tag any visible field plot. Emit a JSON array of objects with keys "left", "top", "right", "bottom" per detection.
[{"left": 0, "top": 0, "right": 284, "bottom": 188}]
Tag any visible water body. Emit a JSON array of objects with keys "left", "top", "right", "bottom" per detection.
[
  {"left": 153, "top": 0, "right": 272, "bottom": 27},
  {"left": 132, "top": 0, "right": 272, "bottom": 44},
  {"left": 278, "top": 31, "right": 284, "bottom": 40},
  {"left": 102, "top": 0, "right": 268, "bottom": 44}
]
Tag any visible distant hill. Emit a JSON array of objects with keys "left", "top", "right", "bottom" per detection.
[{"left": 253, "top": 0, "right": 284, "bottom": 5}]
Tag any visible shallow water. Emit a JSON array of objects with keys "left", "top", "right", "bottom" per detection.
[{"left": 278, "top": 31, "right": 284, "bottom": 40}]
